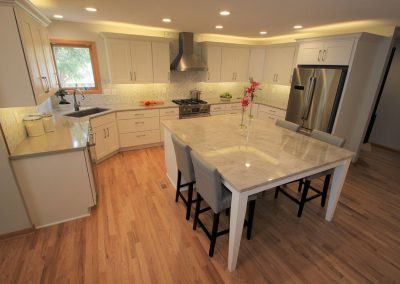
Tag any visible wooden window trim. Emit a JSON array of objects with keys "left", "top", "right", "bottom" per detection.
[{"left": 50, "top": 39, "right": 102, "bottom": 94}]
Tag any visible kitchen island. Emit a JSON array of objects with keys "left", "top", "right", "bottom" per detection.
[{"left": 163, "top": 114, "right": 354, "bottom": 271}]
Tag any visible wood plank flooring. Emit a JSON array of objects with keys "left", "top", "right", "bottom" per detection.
[{"left": 0, "top": 145, "right": 399, "bottom": 283}]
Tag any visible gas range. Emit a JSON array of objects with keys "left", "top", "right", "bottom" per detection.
[{"left": 172, "top": 99, "right": 210, "bottom": 119}]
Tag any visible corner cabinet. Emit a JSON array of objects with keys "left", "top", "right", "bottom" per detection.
[
  {"left": 263, "top": 45, "right": 296, "bottom": 86},
  {"left": 297, "top": 38, "right": 355, "bottom": 65},
  {"left": 248, "top": 48, "right": 266, "bottom": 82},
  {"left": 220, "top": 47, "right": 249, "bottom": 82},
  {"left": 90, "top": 113, "right": 119, "bottom": 162},
  {"left": 103, "top": 33, "right": 170, "bottom": 84},
  {"left": 0, "top": 4, "right": 56, "bottom": 107},
  {"left": 201, "top": 44, "right": 222, "bottom": 82}
]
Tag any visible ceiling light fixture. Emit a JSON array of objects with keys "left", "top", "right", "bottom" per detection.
[
  {"left": 53, "top": 14, "right": 63, "bottom": 19},
  {"left": 85, "top": 7, "right": 97, "bottom": 12},
  {"left": 293, "top": 25, "right": 303, "bottom": 29},
  {"left": 162, "top": 18, "right": 172, "bottom": 23},
  {"left": 259, "top": 31, "right": 267, "bottom": 35},
  {"left": 219, "top": 10, "right": 230, "bottom": 16},
  {"left": 215, "top": 25, "right": 223, "bottom": 29}
]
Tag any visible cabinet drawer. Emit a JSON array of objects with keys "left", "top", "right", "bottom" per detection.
[
  {"left": 211, "top": 110, "right": 226, "bottom": 116},
  {"left": 117, "top": 109, "right": 159, "bottom": 119},
  {"left": 160, "top": 108, "right": 179, "bottom": 116},
  {"left": 210, "top": 104, "right": 226, "bottom": 112},
  {"left": 119, "top": 130, "right": 160, "bottom": 147},
  {"left": 258, "top": 105, "right": 286, "bottom": 118},
  {"left": 90, "top": 113, "right": 115, "bottom": 128},
  {"left": 118, "top": 117, "right": 159, "bottom": 134},
  {"left": 226, "top": 103, "right": 242, "bottom": 110}
]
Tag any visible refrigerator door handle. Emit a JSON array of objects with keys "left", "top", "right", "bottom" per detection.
[
  {"left": 301, "top": 76, "right": 313, "bottom": 119},
  {"left": 303, "top": 77, "right": 317, "bottom": 120}
]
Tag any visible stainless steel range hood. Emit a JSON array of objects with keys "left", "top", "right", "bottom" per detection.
[{"left": 170, "top": 32, "right": 208, "bottom": 71}]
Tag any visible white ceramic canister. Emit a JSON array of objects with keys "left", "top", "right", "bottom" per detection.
[
  {"left": 23, "top": 116, "right": 45, "bottom": 137},
  {"left": 42, "top": 113, "right": 56, "bottom": 132}
]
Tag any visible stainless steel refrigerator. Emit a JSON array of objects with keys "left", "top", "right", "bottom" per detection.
[{"left": 285, "top": 66, "right": 347, "bottom": 133}]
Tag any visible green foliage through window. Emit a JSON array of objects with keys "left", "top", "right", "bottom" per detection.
[{"left": 52, "top": 45, "right": 95, "bottom": 88}]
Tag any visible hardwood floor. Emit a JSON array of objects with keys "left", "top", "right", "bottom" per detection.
[{"left": 0, "top": 145, "right": 399, "bottom": 283}]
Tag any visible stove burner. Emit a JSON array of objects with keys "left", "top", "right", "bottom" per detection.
[{"left": 172, "top": 99, "right": 208, "bottom": 105}]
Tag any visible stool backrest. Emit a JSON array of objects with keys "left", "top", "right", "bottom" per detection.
[
  {"left": 275, "top": 119, "right": 301, "bottom": 132},
  {"left": 311, "top": 130, "right": 345, "bottom": 147},
  {"left": 190, "top": 151, "right": 224, "bottom": 213},
  {"left": 171, "top": 134, "right": 195, "bottom": 182}
]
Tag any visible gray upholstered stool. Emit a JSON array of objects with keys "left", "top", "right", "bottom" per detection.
[
  {"left": 275, "top": 130, "right": 345, "bottom": 217},
  {"left": 190, "top": 151, "right": 257, "bottom": 257},
  {"left": 171, "top": 134, "right": 196, "bottom": 220},
  {"left": 275, "top": 119, "right": 301, "bottom": 132}
]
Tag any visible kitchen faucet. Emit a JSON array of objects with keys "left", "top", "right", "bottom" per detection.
[{"left": 73, "top": 88, "right": 85, "bottom": 111}]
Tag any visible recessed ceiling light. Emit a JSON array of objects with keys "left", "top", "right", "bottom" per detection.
[
  {"left": 85, "top": 7, "right": 97, "bottom": 12},
  {"left": 215, "top": 25, "right": 223, "bottom": 29},
  {"left": 162, "top": 18, "right": 172, "bottom": 23},
  {"left": 260, "top": 31, "right": 267, "bottom": 35},
  {"left": 219, "top": 10, "right": 230, "bottom": 16},
  {"left": 293, "top": 25, "right": 303, "bottom": 29},
  {"left": 53, "top": 14, "right": 63, "bottom": 19}
]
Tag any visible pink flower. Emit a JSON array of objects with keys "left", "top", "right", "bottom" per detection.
[
  {"left": 251, "top": 80, "right": 260, "bottom": 89},
  {"left": 241, "top": 96, "right": 249, "bottom": 107}
]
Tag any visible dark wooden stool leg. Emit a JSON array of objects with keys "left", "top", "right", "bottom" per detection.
[
  {"left": 298, "top": 179, "right": 303, "bottom": 192},
  {"left": 209, "top": 212, "right": 220, "bottom": 257},
  {"left": 225, "top": 208, "right": 230, "bottom": 216},
  {"left": 274, "top": 186, "right": 280, "bottom": 198},
  {"left": 247, "top": 200, "right": 256, "bottom": 240},
  {"left": 186, "top": 183, "right": 194, "bottom": 220},
  {"left": 321, "top": 175, "right": 331, "bottom": 207},
  {"left": 175, "top": 170, "right": 181, "bottom": 202},
  {"left": 298, "top": 180, "right": 311, "bottom": 217},
  {"left": 193, "top": 194, "right": 202, "bottom": 230}
]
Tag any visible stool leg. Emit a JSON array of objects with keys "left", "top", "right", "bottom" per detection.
[
  {"left": 298, "top": 180, "right": 311, "bottom": 217},
  {"left": 225, "top": 208, "right": 230, "bottom": 216},
  {"left": 186, "top": 183, "right": 194, "bottom": 220},
  {"left": 274, "top": 186, "right": 280, "bottom": 198},
  {"left": 247, "top": 200, "right": 256, "bottom": 240},
  {"left": 298, "top": 179, "right": 303, "bottom": 192},
  {"left": 193, "top": 194, "right": 202, "bottom": 230},
  {"left": 175, "top": 170, "right": 182, "bottom": 202},
  {"left": 209, "top": 212, "right": 220, "bottom": 257},
  {"left": 321, "top": 175, "right": 331, "bottom": 207}
]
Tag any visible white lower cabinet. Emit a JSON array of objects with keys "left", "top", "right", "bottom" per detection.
[
  {"left": 120, "top": 130, "right": 160, "bottom": 147},
  {"left": 257, "top": 105, "right": 286, "bottom": 122},
  {"left": 12, "top": 149, "right": 96, "bottom": 228},
  {"left": 90, "top": 113, "right": 119, "bottom": 161},
  {"left": 160, "top": 108, "right": 179, "bottom": 141},
  {"left": 210, "top": 103, "right": 242, "bottom": 115}
]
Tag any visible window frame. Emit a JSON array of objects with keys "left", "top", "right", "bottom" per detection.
[{"left": 50, "top": 39, "right": 102, "bottom": 94}]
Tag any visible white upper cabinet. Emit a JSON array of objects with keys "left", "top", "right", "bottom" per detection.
[
  {"left": 263, "top": 45, "right": 296, "bottom": 85},
  {"left": 202, "top": 44, "right": 221, "bottom": 82},
  {"left": 152, "top": 42, "right": 170, "bottom": 83},
  {"left": 248, "top": 48, "right": 265, "bottom": 82},
  {"left": 104, "top": 34, "right": 170, "bottom": 84},
  {"left": 297, "top": 38, "right": 355, "bottom": 65},
  {"left": 0, "top": 4, "right": 55, "bottom": 107},
  {"left": 221, "top": 47, "right": 249, "bottom": 82}
]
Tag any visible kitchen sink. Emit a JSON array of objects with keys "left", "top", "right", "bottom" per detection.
[{"left": 64, "top": 107, "right": 109, "bottom": 118}]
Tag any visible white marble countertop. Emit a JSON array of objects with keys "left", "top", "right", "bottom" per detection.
[{"left": 163, "top": 115, "right": 354, "bottom": 192}]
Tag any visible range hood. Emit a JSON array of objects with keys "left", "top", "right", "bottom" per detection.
[{"left": 170, "top": 32, "right": 208, "bottom": 71}]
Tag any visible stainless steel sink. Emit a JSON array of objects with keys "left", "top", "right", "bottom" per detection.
[{"left": 64, "top": 107, "right": 109, "bottom": 118}]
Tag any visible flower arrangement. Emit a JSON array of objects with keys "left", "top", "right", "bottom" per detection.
[{"left": 240, "top": 78, "right": 261, "bottom": 127}]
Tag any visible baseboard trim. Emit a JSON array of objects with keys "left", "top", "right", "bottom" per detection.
[
  {"left": 0, "top": 227, "right": 34, "bottom": 241},
  {"left": 370, "top": 143, "right": 400, "bottom": 153}
]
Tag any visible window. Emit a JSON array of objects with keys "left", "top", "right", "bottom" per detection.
[{"left": 51, "top": 40, "right": 102, "bottom": 94}]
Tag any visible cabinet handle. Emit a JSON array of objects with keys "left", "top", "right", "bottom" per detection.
[
  {"left": 103, "top": 129, "right": 107, "bottom": 139},
  {"left": 134, "top": 71, "right": 136, "bottom": 81},
  {"left": 207, "top": 72, "right": 210, "bottom": 81},
  {"left": 135, "top": 121, "right": 145, "bottom": 124},
  {"left": 136, "top": 134, "right": 146, "bottom": 138},
  {"left": 129, "top": 71, "right": 133, "bottom": 81},
  {"left": 318, "top": 50, "right": 322, "bottom": 62},
  {"left": 134, "top": 113, "right": 144, "bottom": 116},
  {"left": 322, "top": 50, "right": 327, "bottom": 62},
  {"left": 107, "top": 128, "right": 110, "bottom": 137},
  {"left": 41, "top": 76, "right": 50, "bottom": 93},
  {"left": 275, "top": 74, "right": 278, "bottom": 82},
  {"left": 168, "top": 71, "right": 170, "bottom": 81}
]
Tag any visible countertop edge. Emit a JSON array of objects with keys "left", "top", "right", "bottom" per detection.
[{"left": 9, "top": 145, "right": 87, "bottom": 160}]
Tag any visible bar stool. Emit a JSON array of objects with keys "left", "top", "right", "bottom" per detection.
[
  {"left": 190, "top": 150, "right": 257, "bottom": 257},
  {"left": 275, "top": 130, "right": 345, "bottom": 217},
  {"left": 171, "top": 134, "right": 196, "bottom": 220},
  {"left": 275, "top": 119, "right": 301, "bottom": 132}
]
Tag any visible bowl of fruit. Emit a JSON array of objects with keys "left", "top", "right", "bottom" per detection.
[{"left": 220, "top": 92, "right": 232, "bottom": 101}]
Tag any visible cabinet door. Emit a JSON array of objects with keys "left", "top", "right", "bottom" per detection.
[
  {"left": 203, "top": 45, "right": 221, "bottom": 82},
  {"left": 264, "top": 48, "right": 282, "bottom": 84},
  {"left": 323, "top": 40, "right": 354, "bottom": 65},
  {"left": 248, "top": 48, "right": 265, "bottom": 82},
  {"left": 105, "top": 122, "right": 119, "bottom": 154},
  {"left": 152, "top": 42, "right": 170, "bottom": 83},
  {"left": 131, "top": 41, "right": 153, "bottom": 83},
  {"left": 297, "top": 42, "right": 323, "bottom": 65},
  {"left": 107, "top": 39, "right": 132, "bottom": 83},
  {"left": 275, "top": 46, "right": 296, "bottom": 85},
  {"left": 93, "top": 127, "right": 108, "bottom": 160},
  {"left": 234, "top": 48, "right": 250, "bottom": 82},
  {"left": 39, "top": 28, "right": 59, "bottom": 92},
  {"left": 220, "top": 47, "right": 237, "bottom": 82}
]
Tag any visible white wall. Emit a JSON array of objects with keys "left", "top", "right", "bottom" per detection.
[{"left": 370, "top": 46, "right": 400, "bottom": 151}]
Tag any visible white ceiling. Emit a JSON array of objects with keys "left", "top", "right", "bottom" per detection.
[{"left": 31, "top": 0, "right": 400, "bottom": 39}]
